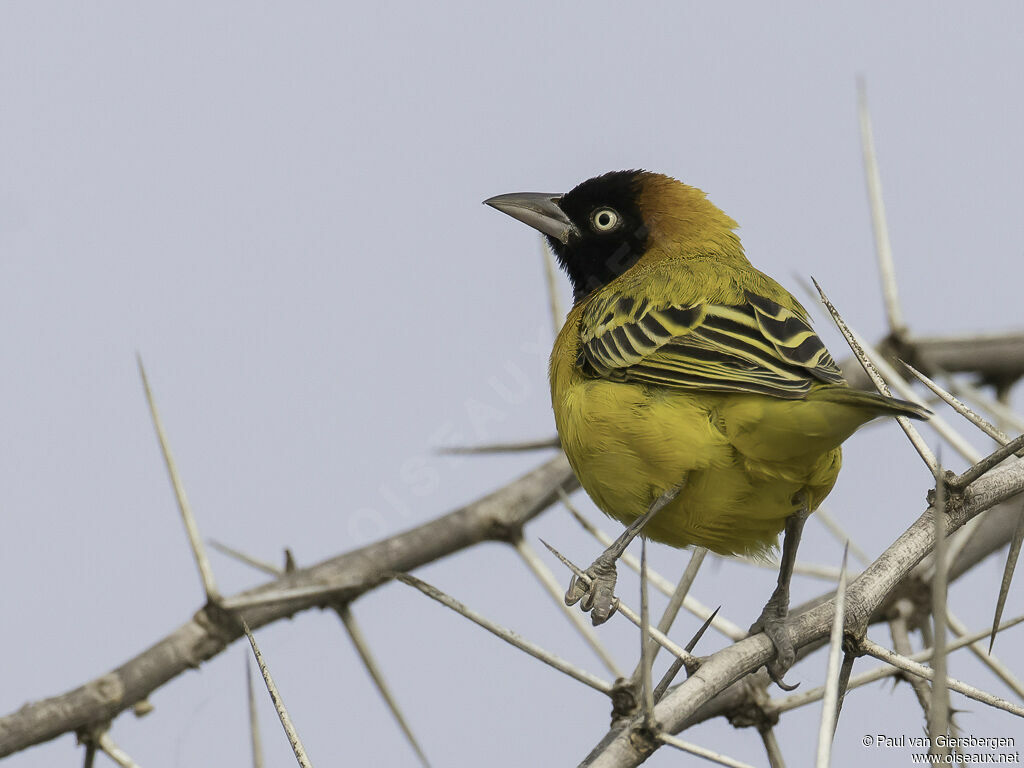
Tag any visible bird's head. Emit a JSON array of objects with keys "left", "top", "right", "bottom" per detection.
[{"left": 485, "top": 169, "right": 744, "bottom": 302}]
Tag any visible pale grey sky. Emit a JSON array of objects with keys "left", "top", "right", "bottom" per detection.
[{"left": 2, "top": 3, "right": 1023, "bottom": 766}]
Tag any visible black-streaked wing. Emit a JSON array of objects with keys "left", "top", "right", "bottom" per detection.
[
  {"left": 743, "top": 291, "right": 844, "bottom": 384},
  {"left": 579, "top": 291, "right": 845, "bottom": 399}
]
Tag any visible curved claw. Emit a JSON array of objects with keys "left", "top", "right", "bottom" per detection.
[
  {"left": 766, "top": 660, "right": 800, "bottom": 691},
  {"left": 565, "top": 574, "right": 589, "bottom": 607},
  {"left": 753, "top": 614, "right": 799, "bottom": 690}
]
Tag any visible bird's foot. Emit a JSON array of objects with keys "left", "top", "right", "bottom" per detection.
[
  {"left": 565, "top": 551, "right": 620, "bottom": 625},
  {"left": 750, "top": 605, "right": 799, "bottom": 691}
]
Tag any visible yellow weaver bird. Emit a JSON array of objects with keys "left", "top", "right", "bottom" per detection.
[{"left": 485, "top": 170, "right": 928, "bottom": 686}]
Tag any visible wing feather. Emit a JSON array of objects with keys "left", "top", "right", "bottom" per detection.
[{"left": 579, "top": 288, "right": 845, "bottom": 398}]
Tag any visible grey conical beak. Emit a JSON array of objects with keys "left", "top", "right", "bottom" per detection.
[{"left": 483, "top": 192, "right": 576, "bottom": 244}]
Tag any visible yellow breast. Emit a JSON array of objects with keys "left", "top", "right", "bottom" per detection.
[{"left": 549, "top": 304, "right": 842, "bottom": 558}]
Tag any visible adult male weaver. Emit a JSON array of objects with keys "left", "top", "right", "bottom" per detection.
[{"left": 485, "top": 170, "right": 928, "bottom": 686}]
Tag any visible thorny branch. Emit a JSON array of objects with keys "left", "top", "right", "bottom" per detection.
[
  {"left": 579, "top": 458, "right": 1024, "bottom": 767},
  {"left": 0, "top": 455, "right": 576, "bottom": 758}
]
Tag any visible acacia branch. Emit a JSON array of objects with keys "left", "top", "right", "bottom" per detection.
[
  {"left": 581, "top": 458, "right": 1024, "bottom": 767},
  {"left": 0, "top": 455, "right": 576, "bottom": 758},
  {"left": 4, "top": 330, "right": 1023, "bottom": 763},
  {"left": 840, "top": 332, "right": 1024, "bottom": 390}
]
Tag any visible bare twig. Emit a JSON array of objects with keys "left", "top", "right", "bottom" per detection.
[
  {"left": 241, "top": 620, "right": 313, "bottom": 768},
  {"left": 222, "top": 585, "right": 346, "bottom": 611},
  {"left": 848, "top": 334, "right": 980, "bottom": 465},
  {"left": 513, "top": 536, "right": 623, "bottom": 678},
  {"left": 541, "top": 235, "right": 566, "bottom": 335},
  {"left": 633, "top": 547, "right": 707, "bottom": 682},
  {"left": 640, "top": 541, "right": 654, "bottom": 727},
  {"left": 774, "top": 614, "right": 1024, "bottom": 714},
  {"left": 337, "top": 606, "right": 431, "bottom": 767},
  {"left": 137, "top": 356, "right": 219, "bottom": 601},
  {"left": 651, "top": 610, "right": 716, "bottom": 708},
  {"left": 814, "top": 506, "right": 872, "bottom": 566},
  {"left": 944, "top": 611, "right": 1024, "bottom": 700},
  {"left": 210, "top": 542, "right": 430, "bottom": 765},
  {"left": 656, "top": 733, "right": 757, "bottom": 768},
  {"left": 901, "top": 334, "right": 1024, "bottom": 389},
  {"left": 246, "top": 657, "right": 265, "bottom": 768},
  {"left": 815, "top": 545, "right": 848, "bottom": 766},
  {"left": 96, "top": 732, "right": 141, "bottom": 768},
  {"left": 394, "top": 571, "right": 613, "bottom": 695},
  {"left": 990, "top": 513, "right": 1024, "bottom": 653},
  {"left": 211, "top": 540, "right": 283, "bottom": 577},
  {"left": 653, "top": 608, "right": 719, "bottom": 703},
  {"left": 812, "top": 281, "right": 936, "bottom": 473},
  {"left": 857, "top": 77, "right": 906, "bottom": 336},
  {"left": 943, "top": 375, "right": 1024, "bottom": 434},
  {"left": 581, "top": 458, "right": 1024, "bottom": 766},
  {"left": 760, "top": 727, "right": 786, "bottom": 768},
  {"left": 929, "top": 473, "right": 951, "bottom": 753},
  {"left": 720, "top": 553, "right": 848, "bottom": 582},
  {"left": 889, "top": 601, "right": 932, "bottom": 719},
  {"left": 903, "top": 364, "right": 1011, "bottom": 445},
  {"left": 0, "top": 455, "right": 575, "bottom": 758},
  {"left": 860, "top": 638, "right": 1024, "bottom": 719},
  {"left": 952, "top": 435, "right": 1024, "bottom": 491}
]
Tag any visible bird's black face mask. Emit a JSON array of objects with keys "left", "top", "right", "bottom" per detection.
[{"left": 547, "top": 170, "right": 650, "bottom": 303}]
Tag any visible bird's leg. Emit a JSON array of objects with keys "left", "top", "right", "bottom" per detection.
[
  {"left": 749, "top": 499, "right": 811, "bottom": 690},
  {"left": 565, "top": 481, "right": 685, "bottom": 625}
]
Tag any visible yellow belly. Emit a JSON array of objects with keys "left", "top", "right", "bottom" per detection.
[{"left": 551, "top": 363, "right": 846, "bottom": 558}]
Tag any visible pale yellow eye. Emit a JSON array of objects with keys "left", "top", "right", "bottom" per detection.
[{"left": 591, "top": 207, "right": 620, "bottom": 232}]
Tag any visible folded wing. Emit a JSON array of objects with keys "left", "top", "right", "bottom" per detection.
[{"left": 579, "top": 290, "right": 845, "bottom": 399}]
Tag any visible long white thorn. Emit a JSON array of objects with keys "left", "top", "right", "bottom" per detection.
[
  {"left": 760, "top": 727, "right": 787, "bottom": 768},
  {"left": 943, "top": 375, "right": 1024, "bottom": 435},
  {"left": 944, "top": 611, "right": 1024, "bottom": 701},
  {"left": 990, "top": 514, "right": 1024, "bottom": 654},
  {"left": 816, "top": 545, "right": 849, "bottom": 767},
  {"left": 640, "top": 540, "right": 655, "bottom": 727},
  {"left": 241, "top": 619, "right": 314, "bottom": 768},
  {"left": 210, "top": 539, "right": 283, "bottom": 577},
  {"left": 338, "top": 606, "right": 431, "bottom": 768},
  {"left": 538, "top": 539, "right": 701, "bottom": 667},
  {"left": 860, "top": 638, "right": 1024, "bottom": 719},
  {"left": 633, "top": 547, "right": 708, "bottom": 683},
  {"left": 246, "top": 657, "right": 266, "bottom": 768},
  {"left": 541, "top": 236, "right": 566, "bottom": 336},
  {"left": 858, "top": 77, "right": 906, "bottom": 336},
  {"left": 929, "top": 473, "right": 951, "bottom": 751},
  {"left": 513, "top": 536, "right": 623, "bottom": 678},
  {"left": 774, "top": 615, "right": 1024, "bottom": 714},
  {"left": 96, "top": 732, "right": 141, "bottom": 768},
  {"left": 903, "top": 364, "right": 1011, "bottom": 444},
  {"left": 812, "top": 281, "right": 936, "bottom": 473},
  {"left": 814, "top": 506, "right": 872, "bottom": 566},
  {"left": 848, "top": 332, "right": 981, "bottom": 465},
  {"left": 138, "top": 356, "right": 219, "bottom": 601},
  {"left": 657, "top": 733, "right": 757, "bottom": 768},
  {"left": 395, "top": 571, "right": 613, "bottom": 695}
]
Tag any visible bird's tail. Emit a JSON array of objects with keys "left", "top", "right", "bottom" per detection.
[{"left": 810, "top": 386, "right": 931, "bottom": 420}]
